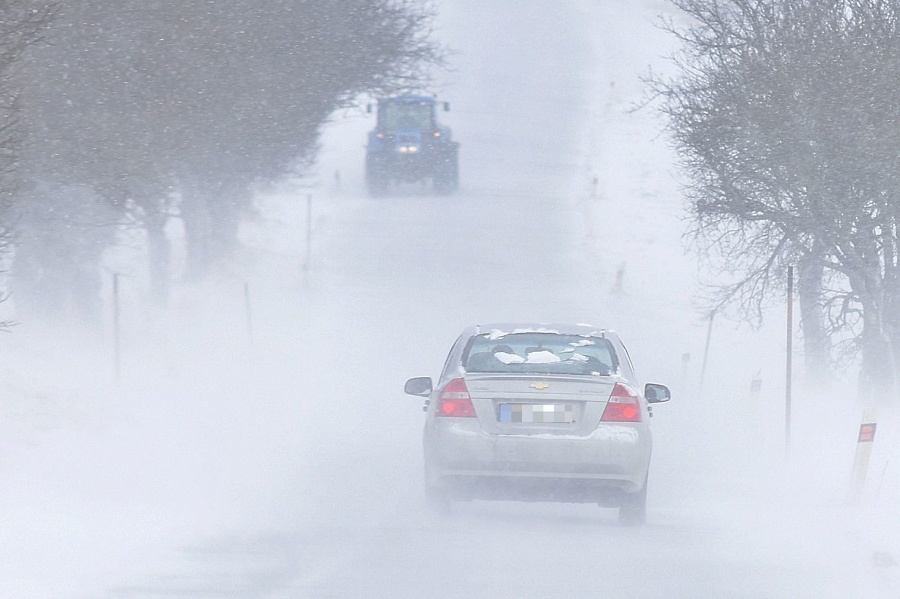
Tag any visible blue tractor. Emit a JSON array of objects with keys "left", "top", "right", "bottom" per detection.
[{"left": 365, "top": 95, "right": 459, "bottom": 196}]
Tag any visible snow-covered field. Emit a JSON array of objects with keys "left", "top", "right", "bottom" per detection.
[{"left": 1, "top": 0, "right": 899, "bottom": 597}]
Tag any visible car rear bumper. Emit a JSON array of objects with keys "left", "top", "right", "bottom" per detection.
[
  {"left": 433, "top": 473, "right": 639, "bottom": 504},
  {"left": 424, "top": 421, "right": 651, "bottom": 500}
]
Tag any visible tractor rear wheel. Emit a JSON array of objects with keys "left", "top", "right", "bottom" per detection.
[
  {"left": 433, "top": 152, "right": 458, "bottom": 195},
  {"left": 365, "top": 155, "right": 390, "bottom": 197}
]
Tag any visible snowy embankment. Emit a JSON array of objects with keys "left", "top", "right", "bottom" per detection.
[{"left": 0, "top": 0, "right": 898, "bottom": 597}]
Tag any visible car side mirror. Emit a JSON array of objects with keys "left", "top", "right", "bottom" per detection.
[
  {"left": 443, "top": 101, "right": 450, "bottom": 112},
  {"left": 644, "top": 383, "right": 671, "bottom": 404},
  {"left": 405, "top": 376, "right": 433, "bottom": 397}
]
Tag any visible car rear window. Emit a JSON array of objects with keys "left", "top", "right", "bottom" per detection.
[{"left": 462, "top": 332, "right": 618, "bottom": 376}]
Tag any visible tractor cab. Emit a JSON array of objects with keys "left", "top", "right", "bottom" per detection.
[{"left": 365, "top": 95, "right": 459, "bottom": 196}]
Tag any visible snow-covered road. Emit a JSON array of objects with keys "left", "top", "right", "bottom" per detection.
[{"left": 1, "top": 0, "right": 898, "bottom": 597}]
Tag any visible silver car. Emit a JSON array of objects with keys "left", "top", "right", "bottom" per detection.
[{"left": 404, "top": 323, "right": 671, "bottom": 525}]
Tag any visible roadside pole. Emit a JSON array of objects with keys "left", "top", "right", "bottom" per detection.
[
  {"left": 113, "top": 272, "right": 121, "bottom": 384},
  {"left": 698, "top": 309, "right": 716, "bottom": 398},
  {"left": 244, "top": 282, "right": 253, "bottom": 346},
  {"left": 749, "top": 371, "right": 762, "bottom": 441},
  {"left": 303, "top": 193, "right": 313, "bottom": 271},
  {"left": 849, "top": 408, "right": 878, "bottom": 501},
  {"left": 785, "top": 266, "right": 793, "bottom": 455}
]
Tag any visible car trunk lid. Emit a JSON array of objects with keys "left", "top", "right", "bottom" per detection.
[{"left": 463, "top": 374, "right": 616, "bottom": 436}]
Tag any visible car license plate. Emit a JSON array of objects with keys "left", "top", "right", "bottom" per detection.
[{"left": 498, "top": 403, "right": 574, "bottom": 423}]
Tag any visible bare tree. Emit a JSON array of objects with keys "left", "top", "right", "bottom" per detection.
[
  {"left": 0, "top": 0, "right": 58, "bottom": 328},
  {"left": 651, "top": 0, "right": 900, "bottom": 402},
  {"left": 154, "top": 0, "right": 445, "bottom": 277},
  {"left": 15, "top": 0, "right": 444, "bottom": 310}
]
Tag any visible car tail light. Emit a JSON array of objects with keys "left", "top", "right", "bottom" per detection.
[
  {"left": 600, "top": 383, "right": 642, "bottom": 422},
  {"left": 435, "top": 378, "right": 476, "bottom": 417}
]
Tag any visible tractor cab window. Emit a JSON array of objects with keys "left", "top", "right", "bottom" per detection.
[{"left": 379, "top": 101, "right": 434, "bottom": 131}]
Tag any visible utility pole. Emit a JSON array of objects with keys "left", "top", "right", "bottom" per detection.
[{"left": 113, "top": 272, "right": 121, "bottom": 384}]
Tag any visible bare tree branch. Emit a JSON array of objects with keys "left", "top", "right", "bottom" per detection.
[{"left": 652, "top": 0, "right": 900, "bottom": 400}]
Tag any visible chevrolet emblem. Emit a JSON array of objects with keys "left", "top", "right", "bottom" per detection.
[{"left": 529, "top": 382, "right": 550, "bottom": 390}]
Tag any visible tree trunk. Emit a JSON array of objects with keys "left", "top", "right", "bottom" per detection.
[
  {"left": 178, "top": 186, "right": 212, "bottom": 280},
  {"left": 178, "top": 179, "right": 243, "bottom": 279},
  {"left": 145, "top": 209, "right": 171, "bottom": 306},
  {"left": 798, "top": 249, "right": 829, "bottom": 390},
  {"left": 850, "top": 264, "right": 896, "bottom": 404},
  {"left": 207, "top": 190, "right": 241, "bottom": 264},
  {"left": 859, "top": 312, "right": 895, "bottom": 404},
  {"left": 882, "top": 249, "right": 900, "bottom": 406}
]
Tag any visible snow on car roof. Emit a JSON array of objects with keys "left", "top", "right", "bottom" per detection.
[{"left": 473, "top": 323, "right": 608, "bottom": 338}]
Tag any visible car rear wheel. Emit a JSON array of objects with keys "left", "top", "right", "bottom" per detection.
[
  {"left": 424, "top": 458, "right": 452, "bottom": 515},
  {"left": 617, "top": 479, "right": 648, "bottom": 526}
]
